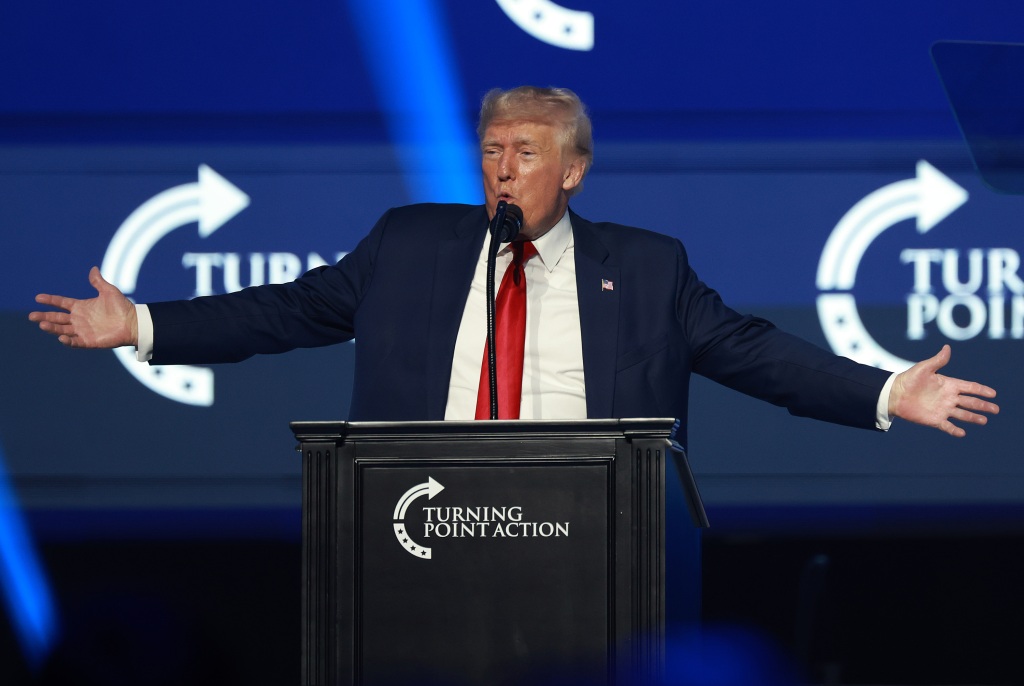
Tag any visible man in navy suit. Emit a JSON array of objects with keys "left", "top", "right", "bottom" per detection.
[{"left": 30, "top": 86, "right": 998, "bottom": 438}]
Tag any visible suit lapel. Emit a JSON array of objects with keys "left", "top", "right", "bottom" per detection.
[
  {"left": 426, "top": 207, "right": 489, "bottom": 419},
  {"left": 571, "top": 211, "right": 620, "bottom": 419}
]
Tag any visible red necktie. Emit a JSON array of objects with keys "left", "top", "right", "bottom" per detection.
[{"left": 475, "top": 241, "right": 538, "bottom": 419}]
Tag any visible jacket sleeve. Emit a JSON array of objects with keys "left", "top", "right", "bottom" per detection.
[
  {"left": 676, "top": 239, "right": 891, "bottom": 430},
  {"left": 147, "top": 209, "right": 393, "bottom": 365}
]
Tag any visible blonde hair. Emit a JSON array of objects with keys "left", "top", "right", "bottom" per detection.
[{"left": 477, "top": 86, "right": 593, "bottom": 196}]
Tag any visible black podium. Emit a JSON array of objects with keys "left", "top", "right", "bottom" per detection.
[{"left": 291, "top": 419, "right": 707, "bottom": 686}]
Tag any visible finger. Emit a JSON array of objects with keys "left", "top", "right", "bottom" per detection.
[
  {"left": 954, "top": 380, "right": 997, "bottom": 399},
  {"left": 939, "top": 420, "right": 967, "bottom": 438},
  {"left": 950, "top": 407, "right": 989, "bottom": 426},
  {"left": 37, "top": 320, "right": 74, "bottom": 336},
  {"left": 34, "top": 293, "right": 78, "bottom": 311},
  {"left": 31, "top": 311, "right": 71, "bottom": 325},
  {"left": 957, "top": 396, "right": 1000, "bottom": 415}
]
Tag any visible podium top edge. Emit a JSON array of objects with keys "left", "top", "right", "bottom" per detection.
[{"left": 290, "top": 418, "right": 678, "bottom": 442}]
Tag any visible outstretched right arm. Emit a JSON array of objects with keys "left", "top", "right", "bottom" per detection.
[{"left": 29, "top": 266, "right": 138, "bottom": 349}]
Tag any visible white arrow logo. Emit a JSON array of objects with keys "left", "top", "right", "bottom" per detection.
[
  {"left": 101, "top": 165, "right": 250, "bottom": 406},
  {"left": 816, "top": 160, "right": 969, "bottom": 370},
  {"left": 393, "top": 477, "right": 445, "bottom": 559}
]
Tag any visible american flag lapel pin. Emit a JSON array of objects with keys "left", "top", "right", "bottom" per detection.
[{"left": 601, "top": 279, "right": 614, "bottom": 292}]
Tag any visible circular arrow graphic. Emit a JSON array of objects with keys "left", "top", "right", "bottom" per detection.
[
  {"left": 393, "top": 477, "right": 445, "bottom": 559},
  {"left": 101, "top": 165, "right": 250, "bottom": 406},
  {"left": 495, "top": 0, "right": 594, "bottom": 51},
  {"left": 816, "top": 160, "right": 968, "bottom": 371}
]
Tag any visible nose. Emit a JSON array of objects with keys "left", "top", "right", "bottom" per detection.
[{"left": 497, "top": 152, "right": 515, "bottom": 181}]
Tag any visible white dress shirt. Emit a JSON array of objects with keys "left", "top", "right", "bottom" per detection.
[{"left": 444, "top": 211, "right": 587, "bottom": 420}]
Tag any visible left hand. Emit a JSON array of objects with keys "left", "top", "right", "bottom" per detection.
[{"left": 889, "top": 344, "right": 999, "bottom": 437}]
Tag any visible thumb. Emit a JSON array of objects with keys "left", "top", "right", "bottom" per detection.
[
  {"left": 88, "top": 266, "right": 118, "bottom": 295},
  {"left": 916, "top": 344, "right": 951, "bottom": 375},
  {"left": 909, "top": 346, "right": 954, "bottom": 378}
]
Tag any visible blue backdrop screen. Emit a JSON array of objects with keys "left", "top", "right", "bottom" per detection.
[{"left": 2, "top": 0, "right": 1023, "bottom": 529}]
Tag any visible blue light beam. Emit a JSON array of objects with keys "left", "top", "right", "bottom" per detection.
[
  {"left": 0, "top": 439, "right": 58, "bottom": 669},
  {"left": 348, "top": 0, "right": 480, "bottom": 205}
]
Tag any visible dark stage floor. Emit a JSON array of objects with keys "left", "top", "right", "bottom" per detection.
[{"left": 2, "top": 514, "right": 1022, "bottom": 685}]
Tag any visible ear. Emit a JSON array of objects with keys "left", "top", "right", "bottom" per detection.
[{"left": 561, "top": 157, "right": 586, "bottom": 192}]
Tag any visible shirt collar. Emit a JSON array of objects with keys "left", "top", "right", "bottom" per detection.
[{"left": 500, "top": 209, "right": 572, "bottom": 273}]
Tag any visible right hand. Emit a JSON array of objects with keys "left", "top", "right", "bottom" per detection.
[{"left": 29, "top": 266, "right": 138, "bottom": 349}]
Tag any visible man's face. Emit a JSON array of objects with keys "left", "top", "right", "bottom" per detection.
[{"left": 480, "top": 119, "right": 584, "bottom": 240}]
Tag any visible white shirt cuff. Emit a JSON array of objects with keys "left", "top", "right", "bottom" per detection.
[
  {"left": 135, "top": 303, "right": 154, "bottom": 362},
  {"left": 875, "top": 372, "right": 897, "bottom": 431}
]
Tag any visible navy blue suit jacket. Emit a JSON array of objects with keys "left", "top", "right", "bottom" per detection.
[{"left": 149, "top": 204, "right": 890, "bottom": 434}]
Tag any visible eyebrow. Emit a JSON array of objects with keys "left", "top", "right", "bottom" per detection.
[{"left": 481, "top": 135, "right": 545, "bottom": 149}]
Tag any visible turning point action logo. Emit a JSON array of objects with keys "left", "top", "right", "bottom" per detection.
[
  {"left": 102, "top": 165, "right": 345, "bottom": 407},
  {"left": 101, "top": 165, "right": 250, "bottom": 407},
  {"left": 392, "top": 477, "right": 571, "bottom": 560},
  {"left": 817, "top": 160, "right": 1024, "bottom": 371}
]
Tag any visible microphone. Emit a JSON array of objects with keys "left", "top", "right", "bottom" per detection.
[
  {"left": 482, "top": 200, "right": 525, "bottom": 419},
  {"left": 490, "top": 201, "right": 523, "bottom": 243}
]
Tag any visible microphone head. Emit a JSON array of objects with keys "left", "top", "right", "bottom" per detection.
[
  {"left": 502, "top": 203, "right": 523, "bottom": 242},
  {"left": 490, "top": 201, "right": 524, "bottom": 242},
  {"left": 489, "top": 200, "right": 508, "bottom": 240}
]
